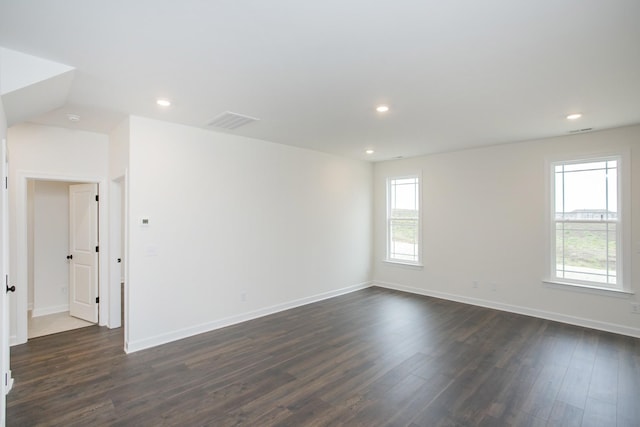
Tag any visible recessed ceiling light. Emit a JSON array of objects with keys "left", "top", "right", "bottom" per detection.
[
  {"left": 376, "top": 105, "right": 389, "bottom": 113},
  {"left": 566, "top": 113, "right": 582, "bottom": 120},
  {"left": 156, "top": 98, "right": 171, "bottom": 107},
  {"left": 66, "top": 114, "right": 80, "bottom": 122},
  {"left": 365, "top": 149, "right": 375, "bottom": 155}
]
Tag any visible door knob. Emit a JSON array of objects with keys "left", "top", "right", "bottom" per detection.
[
  {"left": 6, "top": 284, "right": 15, "bottom": 293},
  {"left": 66, "top": 254, "right": 73, "bottom": 260}
]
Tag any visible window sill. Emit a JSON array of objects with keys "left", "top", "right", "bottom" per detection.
[
  {"left": 542, "top": 280, "right": 634, "bottom": 298},
  {"left": 383, "top": 260, "right": 424, "bottom": 269}
]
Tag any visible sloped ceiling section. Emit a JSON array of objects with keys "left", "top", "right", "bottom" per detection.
[{"left": 0, "top": 47, "right": 75, "bottom": 126}]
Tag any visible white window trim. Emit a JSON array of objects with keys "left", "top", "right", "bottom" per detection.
[
  {"left": 544, "top": 150, "right": 632, "bottom": 294},
  {"left": 385, "top": 173, "right": 423, "bottom": 266},
  {"left": 542, "top": 279, "right": 634, "bottom": 297},
  {"left": 383, "top": 259, "right": 424, "bottom": 269}
]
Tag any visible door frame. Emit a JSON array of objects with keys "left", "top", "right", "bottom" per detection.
[
  {"left": 108, "top": 175, "right": 127, "bottom": 338},
  {"left": 13, "top": 171, "right": 110, "bottom": 345}
]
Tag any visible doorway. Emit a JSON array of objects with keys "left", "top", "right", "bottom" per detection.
[
  {"left": 13, "top": 171, "right": 110, "bottom": 345},
  {"left": 109, "top": 176, "right": 127, "bottom": 342},
  {"left": 26, "top": 179, "right": 98, "bottom": 338}
]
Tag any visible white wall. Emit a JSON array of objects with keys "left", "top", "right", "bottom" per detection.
[
  {"left": 31, "top": 180, "right": 71, "bottom": 317},
  {"left": 373, "top": 125, "right": 640, "bottom": 337},
  {"left": 8, "top": 123, "right": 109, "bottom": 343},
  {"left": 109, "top": 117, "right": 129, "bottom": 179},
  {"left": 126, "top": 116, "right": 372, "bottom": 352}
]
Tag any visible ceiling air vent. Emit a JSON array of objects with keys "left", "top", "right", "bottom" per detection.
[
  {"left": 569, "top": 128, "right": 593, "bottom": 134},
  {"left": 206, "top": 111, "right": 260, "bottom": 130}
]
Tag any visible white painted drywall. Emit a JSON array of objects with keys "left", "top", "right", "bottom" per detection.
[
  {"left": 31, "top": 180, "right": 71, "bottom": 317},
  {"left": 373, "top": 125, "right": 640, "bottom": 337},
  {"left": 0, "top": 48, "right": 75, "bottom": 126},
  {"left": 126, "top": 116, "right": 372, "bottom": 351},
  {"left": 7, "top": 123, "right": 109, "bottom": 343},
  {"left": 0, "top": 48, "right": 74, "bottom": 95},
  {"left": 109, "top": 118, "right": 129, "bottom": 180}
]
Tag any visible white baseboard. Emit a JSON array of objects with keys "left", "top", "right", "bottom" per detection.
[
  {"left": 32, "top": 304, "right": 69, "bottom": 318},
  {"left": 374, "top": 281, "right": 640, "bottom": 339},
  {"left": 125, "top": 281, "right": 372, "bottom": 353}
]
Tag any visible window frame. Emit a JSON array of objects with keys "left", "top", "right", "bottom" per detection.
[
  {"left": 545, "top": 151, "right": 632, "bottom": 294},
  {"left": 385, "top": 174, "right": 423, "bottom": 267}
]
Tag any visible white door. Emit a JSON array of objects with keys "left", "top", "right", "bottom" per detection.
[
  {"left": 2, "top": 137, "right": 12, "bottom": 420},
  {"left": 68, "top": 183, "right": 99, "bottom": 323}
]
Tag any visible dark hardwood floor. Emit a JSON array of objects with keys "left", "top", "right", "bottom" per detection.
[{"left": 7, "top": 287, "right": 640, "bottom": 426}]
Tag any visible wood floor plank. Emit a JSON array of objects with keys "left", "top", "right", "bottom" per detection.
[
  {"left": 547, "top": 400, "right": 583, "bottom": 427},
  {"left": 617, "top": 350, "right": 640, "bottom": 426},
  {"left": 6, "top": 287, "right": 640, "bottom": 426},
  {"left": 582, "top": 396, "right": 617, "bottom": 427},
  {"left": 519, "top": 361, "right": 567, "bottom": 421},
  {"left": 587, "top": 354, "right": 618, "bottom": 405},
  {"left": 555, "top": 357, "right": 593, "bottom": 409}
]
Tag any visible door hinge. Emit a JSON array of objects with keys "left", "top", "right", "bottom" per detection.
[
  {"left": 4, "top": 176, "right": 7, "bottom": 189},
  {"left": 95, "top": 194, "right": 99, "bottom": 202},
  {"left": 96, "top": 297, "right": 99, "bottom": 304},
  {"left": 96, "top": 246, "right": 99, "bottom": 253}
]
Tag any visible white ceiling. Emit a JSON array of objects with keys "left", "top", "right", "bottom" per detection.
[{"left": 1, "top": 0, "right": 639, "bottom": 161}]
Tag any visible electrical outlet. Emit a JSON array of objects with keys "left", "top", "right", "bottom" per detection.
[
  {"left": 241, "top": 292, "right": 247, "bottom": 302},
  {"left": 61, "top": 287, "right": 67, "bottom": 294},
  {"left": 472, "top": 281, "right": 479, "bottom": 289},
  {"left": 488, "top": 282, "right": 497, "bottom": 292},
  {"left": 631, "top": 303, "right": 640, "bottom": 314}
]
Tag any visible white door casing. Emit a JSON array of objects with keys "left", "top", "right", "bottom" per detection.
[
  {"left": 68, "top": 183, "right": 98, "bottom": 323},
  {"left": 108, "top": 178, "right": 123, "bottom": 329}
]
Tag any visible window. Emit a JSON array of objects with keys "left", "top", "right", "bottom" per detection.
[
  {"left": 386, "top": 175, "right": 421, "bottom": 265},
  {"left": 551, "top": 156, "right": 623, "bottom": 289}
]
